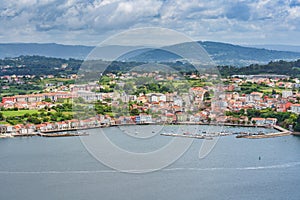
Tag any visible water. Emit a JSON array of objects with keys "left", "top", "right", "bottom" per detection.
[{"left": 0, "top": 125, "right": 300, "bottom": 200}]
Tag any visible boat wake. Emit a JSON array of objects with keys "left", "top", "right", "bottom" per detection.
[
  {"left": 0, "top": 161, "right": 299, "bottom": 174},
  {"left": 164, "top": 161, "right": 300, "bottom": 172}
]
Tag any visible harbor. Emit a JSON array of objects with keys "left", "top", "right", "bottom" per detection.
[
  {"left": 235, "top": 125, "right": 292, "bottom": 139},
  {"left": 0, "top": 123, "right": 294, "bottom": 139},
  {"left": 159, "top": 124, "right": 292, "bottom": 139}
]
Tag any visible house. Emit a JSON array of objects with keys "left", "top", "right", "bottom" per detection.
[
  {"left": 67, "top": 119, "right": 80, "bottom": 128},
  {"left": 251, "top": 117, "right": 277, "bottom": 126},
  {"left": 139, "top": 114, "right": 152, "bottom": 123},
  {"left": 290, "top": 104, "right": 300, "bottom": 114},
  {"left": 5, "top": 125, "right": 15, "bottom": 133},
  {"left": 247, "top": 92, "right": 263, "bottom": 102},
  {"left": 55, "top": 121, "right": 69, "bottom": 130},
  {"left": 251, "top": 117, "right": 266, "bottom": 125},
  {"left": 36, "top": 124, "right": 47, "bottom": 132},
  {"left": 175, "top": 112, "right": 188, "bottom": 122},
  {"left": 282, "top": 90, "right": 293, "bottom": 98},
  {"left": 24, "top": 124, "right": 36, "bottom": 134},
  {"left": 265, "top": 118, "right": 278, "bottom": 126}
]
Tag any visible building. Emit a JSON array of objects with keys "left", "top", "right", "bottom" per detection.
[
  {"left": 251, "top": 117, "right": 277, "bottom": 126},
  {"left": 282, "top": 90, "right": 293, "bottom": 98},
  {"left": 291, "top": 104, "right": 300, "bottom": 114},
  {"left": 265, "top": 118, "right": 278, "bottom": 125},
  {"left": 2, "top": 92, "right": 73, "bottom": 103},
  {"left": 251, "top": 117, "right": 266, "bottom": 125},
  {"left": 139, "top": 114, "right": 152, "bottom": 123}
]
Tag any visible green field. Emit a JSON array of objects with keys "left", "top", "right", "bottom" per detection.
[
  {"left": 1, "top": 110, "right": 40, "bottom": 117},
  {"left": 62, "top": 111, "right": 75, "bottom": 115}
]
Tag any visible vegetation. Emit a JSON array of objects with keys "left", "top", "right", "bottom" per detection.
[
  {"left": 0, "top": 106, "right": 75, "bottom": 125},
  {"left": 226, "top": 108, "right": 297, "bottom": 128},
  {"left": 219, "top": 59, "right": 300, "bottom": 77},
  {"left": 2, "top": 55, "right": 300, "bottom": 78},
  {"left": 0, "top": 55, "right": 81, "bottom": 76}
]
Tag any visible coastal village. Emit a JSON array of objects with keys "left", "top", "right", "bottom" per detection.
[{"left": 0, "top": 71, "right": 299, "bottom": 137}]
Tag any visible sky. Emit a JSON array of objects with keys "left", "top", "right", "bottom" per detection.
[{"left": 1, "top": 0, "right": 300, "bottom": 46}]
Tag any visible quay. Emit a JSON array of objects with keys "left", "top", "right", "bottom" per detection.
[
  {"left": 0, "top": 134, "right": 14, "bottom": 138},
  {"left": 37, "top": 132, "right": 88, "bottom": 137},
  {"left": 12, "top": 133, "right": 39, "bottom": 137},
  {"left": 160, "top": 132, "right": 228, "bottom": 139},
  {"left": 292, "top": 132, "right": 300, "bottom": 136},
  {"left": 39, "top": 125, "right": 106, "bottom": 133},
  {"left": 0, "top": 123, "right": 293, "bottom": 139},
  {"left": 236, "top": 125, "right": 292, "bottom": 139},
  {"left": 160, "top": 133, "right": 206, "bottom": 139}
]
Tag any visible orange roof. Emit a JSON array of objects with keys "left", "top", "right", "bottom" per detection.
[
  {"left": 166, "top": 113, "right": 174, "bottom": 117},
  {"left": 251, "top": 117, "right": 265, "bottom": 121}
]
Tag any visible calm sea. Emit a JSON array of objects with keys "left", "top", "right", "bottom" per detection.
[{"left": 0, "top": 125, "right": 300, "bottom": 200}]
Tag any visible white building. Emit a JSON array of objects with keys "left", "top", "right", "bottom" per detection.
[
  {"left": 282, "top": 90, "right": 293, "bottom": 98},
  {"left": 291, "top": 104, "right": 300, "bottom": 114}
]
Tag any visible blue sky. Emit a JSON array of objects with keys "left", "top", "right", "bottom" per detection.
[{"left": 1, "top": 0, "right": 300, "bottom": 46}]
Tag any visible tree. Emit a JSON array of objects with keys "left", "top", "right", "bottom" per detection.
[
  {"left": 203, "top": 91, "right": 210, "bottom": 101},
  {"left": 130, "top": 108, "right": 140, "bottom": 116},
  {"left": 44, "top": 97, "right": 52, "bottom": 102},
  {"left": 0, "top": 112, "right": 4, "bottom": 121},
  {"left": 293, "top": 115, "right": 300, "bottom": 132}
]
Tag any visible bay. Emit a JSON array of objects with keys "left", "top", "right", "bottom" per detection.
[{"left": 0, "top": 125, "right": 299, "bottom": 200}]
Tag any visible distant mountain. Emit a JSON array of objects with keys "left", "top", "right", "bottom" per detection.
[
  {"left": 246, "top": 44, "right": 300, "bottom": 53},
  {"left": 199, "top": 41, "right": 300, "bottom": 66},
  {"left": 121, "top": 41, "right": 300, "bottom": 66},
  {"left": 0, "top": 43, "right": 93, "bottom": 59},
  {"left": 1, "top": 42, "right": 300, "bottom": 67}
]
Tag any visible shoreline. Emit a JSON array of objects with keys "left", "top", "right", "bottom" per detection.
[{"left": 0, "top": 122, "right": 290, "bottom": 139}]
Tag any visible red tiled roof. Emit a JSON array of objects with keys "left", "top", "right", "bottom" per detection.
[{"left": 251, "top": 117, "right": 265, "bottom": 121}]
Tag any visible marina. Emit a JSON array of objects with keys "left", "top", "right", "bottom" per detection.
[
  {"left": 0, "top": 123, "right": 293, "bottom": 139},
  {"left": 160, "top": 131, "right": 231, "bottom": 139},
  {"left": 235, "top": 125, "right": 292, "bottom": 139}
]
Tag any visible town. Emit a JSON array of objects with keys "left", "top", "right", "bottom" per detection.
[{"left": 1, "top": 70, "right": 300, "bottom": 137}]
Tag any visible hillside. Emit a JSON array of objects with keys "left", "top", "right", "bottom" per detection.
[
  {"left": 121, "top": 41, "right": 300, "bottom": 66},
  {"left": 1, "top": 55, "right": 300, "bottom": 78},
  {"left": 1, "top": 42, "right": 300, "bottom": 67}
]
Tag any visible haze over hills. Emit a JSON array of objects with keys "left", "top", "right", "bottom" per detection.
[
  {"left": 1, "top": 41, "right": 300, "bottom": 67},
  {"left": 0, "top": 43, "right": 93, "bottom": 60},
  {"left": 246, "top": 44, "right": 300, "bottom": 53}
]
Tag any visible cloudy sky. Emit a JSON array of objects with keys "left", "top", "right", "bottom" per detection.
[{"left": 1, "top": 0, "right": 300, "bottom": 46}]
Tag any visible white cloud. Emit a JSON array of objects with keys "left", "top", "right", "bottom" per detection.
[{"left": 0, "top": 0, "right": 299, "bottom": 45}]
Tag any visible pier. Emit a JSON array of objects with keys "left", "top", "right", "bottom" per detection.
[
  {"left": 236, "top": 125, "right": 292, "bottom": 139},
  {"left": 37, "top": 132, "right": 88, "bottom": 137},
  {"left": 160, "top": 132, "right": 229, "bottom": 139},
  {"left": 292, "top": 132, "right": 300, "bottom": 136},
  {"left": 160, "top": 133, "right": 206, "bottom": 139}
]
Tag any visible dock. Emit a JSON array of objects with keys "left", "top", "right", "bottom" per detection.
[
  {"left": 236, "top": 125, "right": 292, "bottom": 139},
  {"left": 160, "top": 133, "right": 221, "bottom": 139},
  {"left": 37, "top": 132, "right": 89, "bottom": 137},
  {"left": 160, "top": 133, "right": 205, "bottom": 139},
  {"left": 12, "top": 133, "right": 39, "bottom": 137},
  {"left": 292, "top": 132, "right": 300, "bottom": 136},
  {"left": 0, "top": 134, "right": 14, "bottom": 138},
  {"left": 39, "top": 125, "right": 107, "bottom": 133}
]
